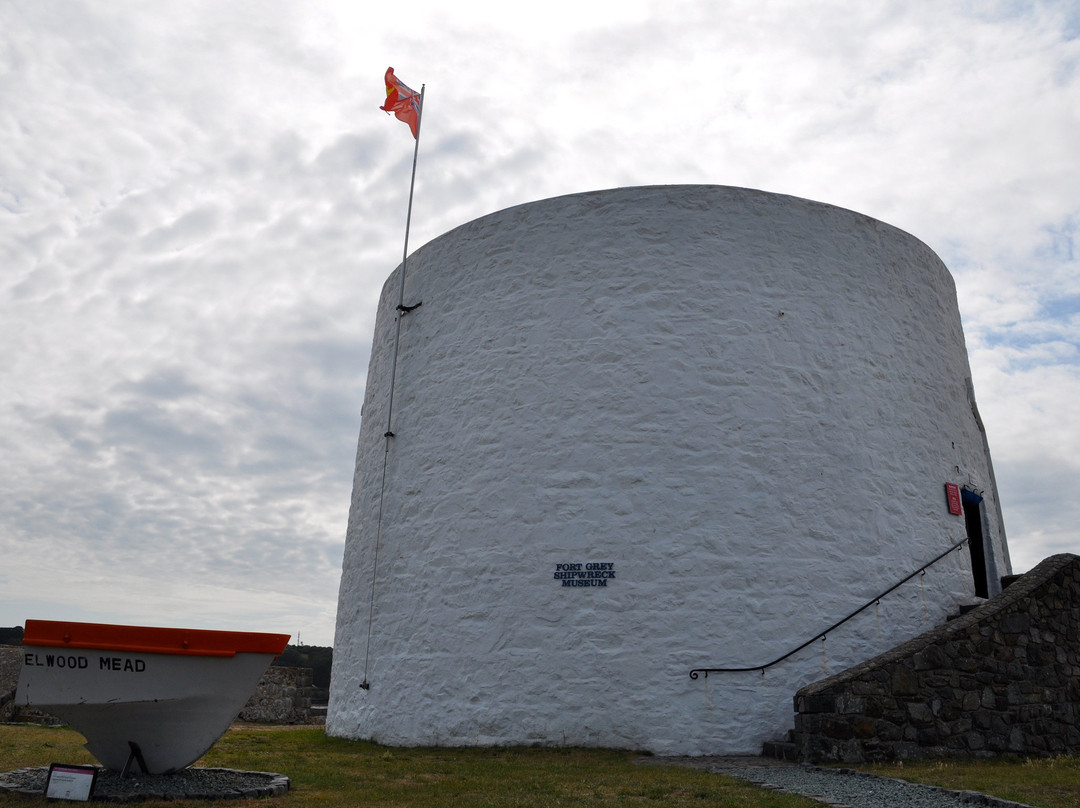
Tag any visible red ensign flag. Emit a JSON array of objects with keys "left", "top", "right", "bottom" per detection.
[{"left": 380, "top": 67, "right": 421, "bottom": 138}]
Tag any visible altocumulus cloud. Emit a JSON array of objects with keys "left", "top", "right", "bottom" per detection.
[{"left": 0, "top": 0, "right": 1077, "bottom": 644}]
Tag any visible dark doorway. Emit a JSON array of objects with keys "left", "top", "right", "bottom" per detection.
[{"left": 962, "top": 489, "right": 989, "bottom": 598}]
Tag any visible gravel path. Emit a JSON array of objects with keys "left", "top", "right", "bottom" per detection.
[
  {"left": 0, "top": 766, "right": 289, "bottom": 801},
  {"left": 641, "top": 756, "right": 1039, "bottom": 808}
]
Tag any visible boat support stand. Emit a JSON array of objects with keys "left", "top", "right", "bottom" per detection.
[{"left": 120, "top": 741, "right": 149, "bottom": 778}]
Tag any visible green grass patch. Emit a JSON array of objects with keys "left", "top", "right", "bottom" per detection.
[
  {"left": 856, "top": 755, "right": 1080, "bottom": 808},
  {"left": 0, "top": 723, "right": 96, "bottom": 770},
  {"left": 9, "top": 724, "right": 1080, "bottom": 808},
  {"left": 0, "top": 724, "right": 820, "bottom": 807}
]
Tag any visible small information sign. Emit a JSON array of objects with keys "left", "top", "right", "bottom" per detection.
[
  {"left": 945, "top": 482, "right": 963, "bottom": 516},
  {"left": 553, "top": 562, "right": 616, "bottom": 587},
  {"left": 45, "top": 764, "right": 98, "bottom": 801}
]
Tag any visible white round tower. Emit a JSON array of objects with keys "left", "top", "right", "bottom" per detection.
[{"left": 329, "top": 185, "right": 1009, "bottom": 755}]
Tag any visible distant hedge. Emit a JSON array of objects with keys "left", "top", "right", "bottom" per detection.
[
  {"left": 273, "top": 644, "right": 332, "bottom": 691},
  {"left": 0, "top": 626, "right": 23, "bottom": 646}
]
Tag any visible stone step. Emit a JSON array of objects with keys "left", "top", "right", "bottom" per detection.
[
  {"left": 946, "top": 602, "right": 981, "bottom": 621},
  {"left": 761, "top": 738, "right": 799, "bottom": 761},
  {"left": 1000, "top": 573, "right": 1024, "bottom": 590}
]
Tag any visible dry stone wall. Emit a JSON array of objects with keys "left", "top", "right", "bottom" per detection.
[
  {"left": 0, "top": 646, "right": 21, "bottom": 722},
  {"left": 239, "top": 666, "right": 315, "bottom": 724},
  {"left": 793, "top": 553, "right": 1080, "bottom": 763}
]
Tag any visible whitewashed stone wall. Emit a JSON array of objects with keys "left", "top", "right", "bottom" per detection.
[{"left": 328, "top": 185, "right": 1010, "bottom": 755}]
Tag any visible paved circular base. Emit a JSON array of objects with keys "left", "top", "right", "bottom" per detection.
[{"left": 0, "top": 767, "right": 289, "bottom": 801}]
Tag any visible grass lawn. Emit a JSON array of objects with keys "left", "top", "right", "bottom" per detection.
[
  {"left": 0, "top": 724, "right": 820, "bottom": 807},
  {"left": 856, "top": 756, "right": 1080, "bottom": 808},
  {"left": 4, "top": 724, "right": 1080, "bottom": 807}
]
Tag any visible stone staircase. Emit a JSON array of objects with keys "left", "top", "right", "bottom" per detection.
[
  {"left": 761, "top": 557, "right": 1079, "bottom": 763},
  {"left": 761, "top": 730, "right": 799, "bottom": 761},
  {"left": 760, "top": 582, "right": 1009, "bottom": 762}
]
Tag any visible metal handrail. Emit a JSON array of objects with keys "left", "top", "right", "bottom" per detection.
[{"left": 688, "top": 538, "right": 969, "bottom": 679}]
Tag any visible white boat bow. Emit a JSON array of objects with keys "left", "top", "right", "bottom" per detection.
[{"left": 16, "top": 620, "right": 290, "bottom": 774}]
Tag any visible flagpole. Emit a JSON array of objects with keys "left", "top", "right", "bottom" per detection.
[
  {"left": 396, "top": 84, "right": 424, "bottom": 316},
  {"left": 363, "top": 83, "right": 424, "bottom": 690},
  {"left": 384, "top": 84, "right": 424, "bottom": 442}
]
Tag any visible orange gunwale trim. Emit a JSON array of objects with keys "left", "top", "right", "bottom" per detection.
[{"left": 23, "top": 620, "right": 290, "bottom": 658}]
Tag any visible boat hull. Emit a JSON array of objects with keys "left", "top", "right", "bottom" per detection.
[{"left": 17, "top": 621, "right": 289, "bottom": 773}]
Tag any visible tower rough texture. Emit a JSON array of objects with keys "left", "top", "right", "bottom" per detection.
[{"left": 329, "top": 185, "right": 1009, "bottom": 754}]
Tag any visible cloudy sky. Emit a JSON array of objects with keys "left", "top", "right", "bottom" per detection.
[{"left": 2, "top": 1, "right": 1077, "bottom": 647}]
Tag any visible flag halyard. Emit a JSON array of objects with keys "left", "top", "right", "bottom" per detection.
[{"left": 380, "top": 67, "right": 421, "bottom": 138}]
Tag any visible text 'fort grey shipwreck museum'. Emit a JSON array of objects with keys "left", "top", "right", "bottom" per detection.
[{"left": 327, "top": 185, "right": 1010, "bottom": 756}]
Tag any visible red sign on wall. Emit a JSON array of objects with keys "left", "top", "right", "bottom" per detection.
[{"left": 945, "top": 482, "right": 963, "bottom": 515}]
